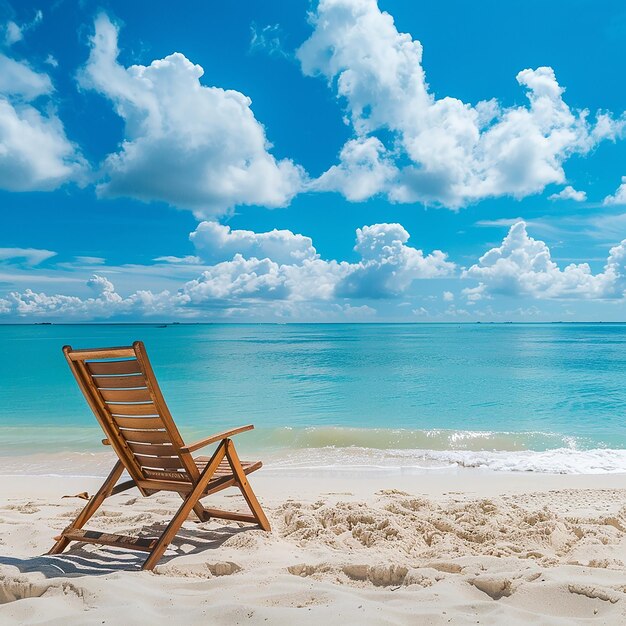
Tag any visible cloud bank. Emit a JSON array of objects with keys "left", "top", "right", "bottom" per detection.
[
  {"left": 4, "top": 220, "right": 626, "bottom": 320},
  {"left": 0, "top": 223, "right": 454, "bottom": 319}
]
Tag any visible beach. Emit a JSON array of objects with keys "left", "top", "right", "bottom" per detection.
[
  {"left": 1, "top": 467, "right": 625, "bottom": 624},
  {"left": 1, "top": 323, "right": 626, "bottom": 623}
]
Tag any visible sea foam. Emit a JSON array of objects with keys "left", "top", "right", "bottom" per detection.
[{"left": 263, "top": 442, "right": 626, "bottom": 475}]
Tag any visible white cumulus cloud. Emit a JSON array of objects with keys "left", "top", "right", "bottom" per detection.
[
  {"left": 548, "top": 185, "right": 587, "bottom": 202},
  {"left": 313, "top": 136, "right": 397, "bottom": 201},
  {"left": 179, "top": 256, "right": 291, "bottom": 303},
  {"left": 4, "top": 21, "right": 23, "bottom": 46},
  {"left": 336, "top": 223, "right": 455, "bottom": 298},
  {"left": 3, "top": 12, "right": 42, "bottom": 47},
  {"left": 297, "top": 0, "right": 624, "bottom": 208},
  {"left": 190, "top": 221, "right": 318, "bottom": 265},
  {"left": 79, "top": 13, "right": 306, "bottom": 218},
  {"left": 603, "top": 176, "right": 626, "bottom": 206},
  {"left": 463, "top": 221, "right": 626, "bottom": 299},
  {"left": 0, "top": 54, "right": 51, "bottom": 99},
  {"left": 4, "top": 274, "right": 128, "bottom": 318},
  {"left": 183, "top": 222, "right": 451, "bottom": 303},
  {"left": 0, "top": 46, "right": 84, "bottom": 191}
]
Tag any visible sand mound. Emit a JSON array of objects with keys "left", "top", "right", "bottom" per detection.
[
  {"left": 276, "top": 492, "right": 626, "bottom": 570},
  {"left": 0, "top": 575, "right": 86, "bottom": 605}
]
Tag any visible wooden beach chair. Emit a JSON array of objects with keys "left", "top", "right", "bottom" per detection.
[{"left": 48, "top": 341, "right": 270, "bottom": 570}]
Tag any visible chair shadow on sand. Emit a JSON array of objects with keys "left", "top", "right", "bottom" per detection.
[{"left": 0, "top": 521, "right": 250, "bottom": 578}]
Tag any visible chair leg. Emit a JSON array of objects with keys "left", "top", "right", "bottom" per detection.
[
  {"left": 142, "top": 441, "right": 227, "bottom": 570},
  {"left": 225, "top": 440, "right": 271, "bottom": 531},
  {"left": 181, "top": 495, "right": 210, "bottom": 522},
  {"left": 48, "top": 460, "right": 125, "bottom": 555}
]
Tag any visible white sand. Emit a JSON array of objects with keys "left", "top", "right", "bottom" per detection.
[{"left": 1, "top": 468, "right": 625, "bottom": 624}]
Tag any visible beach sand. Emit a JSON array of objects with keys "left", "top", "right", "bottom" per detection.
[{"left": 1, "top": 469, "right": 625, "bottom": 624}]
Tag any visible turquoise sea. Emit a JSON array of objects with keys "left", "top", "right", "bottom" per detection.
[{"left": 1, "top": 323, "right": 626, "bottom": 474}]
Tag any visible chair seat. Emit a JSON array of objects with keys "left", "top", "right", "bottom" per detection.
[{"left": 194, "top": 457, "right": 262, "bottom": 491}]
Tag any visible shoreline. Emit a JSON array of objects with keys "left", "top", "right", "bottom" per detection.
[{"left": 2, "top": 443, "right": 626, "bottom": 477}]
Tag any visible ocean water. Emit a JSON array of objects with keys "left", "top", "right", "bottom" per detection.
[{"left": 1, "top": 323, "right": 626, "bottom": 475}]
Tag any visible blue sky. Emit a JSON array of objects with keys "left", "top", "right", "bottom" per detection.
[{"left": 1, "top": 0, "right": 626, "bottom": 321}]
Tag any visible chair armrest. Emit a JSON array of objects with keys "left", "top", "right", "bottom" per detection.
[
  {"left": 102, "top": 438, "right": 111, "bottom": 446},
  {"left": 180, "top": 424, "right": 254, "bottom": 454}
]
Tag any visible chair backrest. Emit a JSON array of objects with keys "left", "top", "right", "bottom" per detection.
[{"left": 63, "top": 341, "right": 200, "bottom": 489}]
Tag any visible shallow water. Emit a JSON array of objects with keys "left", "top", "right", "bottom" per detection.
[{"left": 1, "top": 323, "right": 626, "bottom": 473}]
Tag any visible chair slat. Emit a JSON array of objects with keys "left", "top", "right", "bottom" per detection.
[
  {"left": 195, "top": 458, "right": 262, "bottom": 476},
  {"left": 126, "top": 441, "right": 176, "bottom": 456},
  {"left": 100, "top": 388, "right": 152, "bottom": 403},
  {"left": 108, "top": 403, "right": 159, "bottom": 416},
  {"left": 194, "top": 459, "right": 237, "bottom": 478},
  {"left": 93, "top": 375, "right": 146, "bottom": 389},
  {"left": 62, "top": 529, "right": 156, "bottom": 552},
  {"left": 135, "top": 454, "right": 186, "bottom": 470},
  {"left": 69, "top": 348, "right": 136, "bottom": 361},
  {"left": 143, "top": 469, "right": 190, "bottom": 483},
  {"left": 120, "top": 429, "right": 171, "bottom": 444},
  {"left": 86, "top": 360, "right": 142, "bottom": 375},
  {"left": 202, "top": 508, "right": 257, "bottom": 523},
  {"left": 113, "top": 416, "right": 164, "bottom": 429}
]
